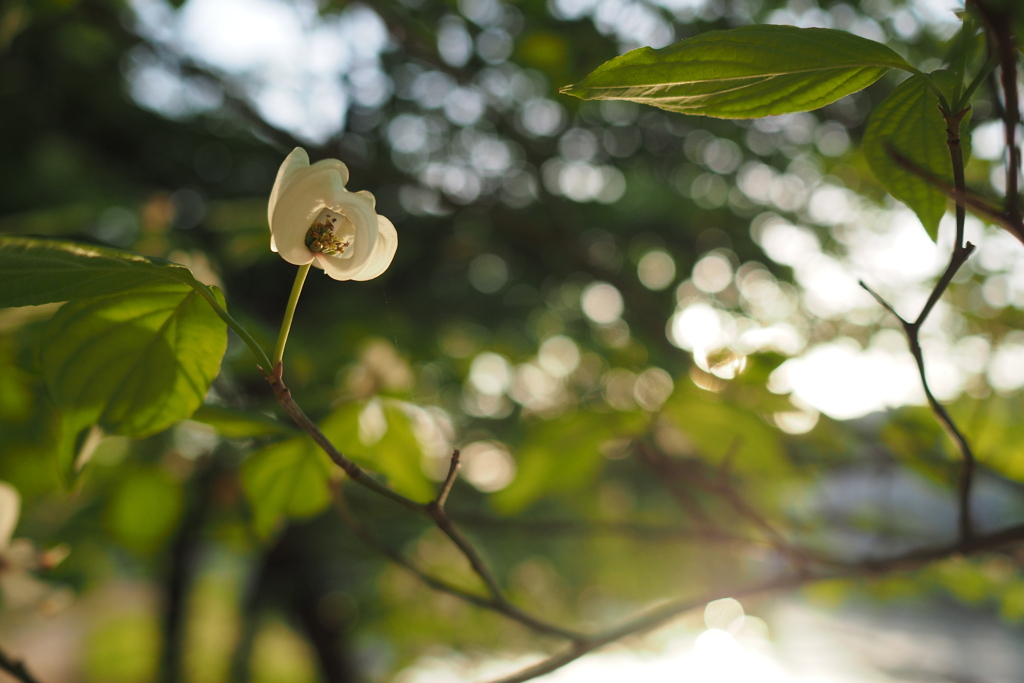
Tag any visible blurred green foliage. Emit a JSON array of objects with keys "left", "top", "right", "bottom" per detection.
[{"left": 2, "top": 0, "right": 1024, "bottom": 680}]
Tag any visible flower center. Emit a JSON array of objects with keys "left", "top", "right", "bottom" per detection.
[{"left": 305, "top": 209, "right": 355, "bottom": 256}]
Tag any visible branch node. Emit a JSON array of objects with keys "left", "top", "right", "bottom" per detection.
[{"left": 435, "top": 449, "right": 461, "bottom": 510}]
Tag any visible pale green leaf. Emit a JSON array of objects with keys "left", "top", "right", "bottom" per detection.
[
  {"left": 241, "top": 438, "right": 334, "bottom": 538},
  {"left": 661, "top": 389, "right": 787, "bottom": 475},
  {"left": 492, "top": 411, "right": 646, "bottom": 515},
  {"left": 561, "top": 25, "right": 912, "bottom": 118},
  {"left": 105, "top": 468, "right": 184, "bottom": 555}
]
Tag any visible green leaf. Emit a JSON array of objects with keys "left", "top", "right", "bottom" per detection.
[
  {"left": 241, "top": 438, "right": 334, "bottom": 538},
  {"left": 661, "top": 386, "right": 787, "bottom": 475},
  {"left": 492, "top": 410, "right": 646, "bottom": 515},
  {"left": 320, "top": 400, "right": 434, "bottom": 502},
  {"left": 105, "top": 467, "right": 184, "bottom": 555},
  {"left": 0, "top": 235, "right": 271, "bottom": 371},
  {"left": 40, "top": 283, "right": 227, "bottom": 483},
  {"left": 863, "top": 71, "right": 969, "bottom": 240},
  {"left": 0, "top": 236, "right": 213, "bottom": 308},
  {"left": 190, "top": 404, "right": 295, "bottom": 439},
  {"left": 561, "top": 25, "right": 912, "bottom": 118}
]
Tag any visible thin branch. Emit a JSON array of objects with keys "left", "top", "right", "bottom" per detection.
[
  {"left": 942, "top": 105, "right": 979, "bottom": 543},
  {"left": 485, "top": 520, "right": 1024, "bottom": 683},
  {"left": 333, "top": 488, "right": 586, "bottom": 641},
  {"left": 637, "top": 440, "right": 820, "bottom": 571},
  {"left": 455, "top": 515, "right": 768, "bottom": 547},
  {"left": 885, "top": 146, "right": 1024, "bottom": 243},
  {"left": 267, "top": 368, "right": 582, "bottom": 642},
  {"left": 983, "top": 0, "right": 1022, "bottom": 226},
  {"left": 864, "top": 109, "right": 979, "bottom": 544},
  {"left": 264, "top": 364, "right": 423, "bottom": 515},
  {"left": 0, "top": 647, "right": 41, "bottom": 683},
  {"left": 435, "top": 449, "right": 461, "bottom": 510}
]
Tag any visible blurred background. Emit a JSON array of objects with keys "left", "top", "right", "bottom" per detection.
[{"left": 3, "top": 0, "right": 1024, "bottom": 680}]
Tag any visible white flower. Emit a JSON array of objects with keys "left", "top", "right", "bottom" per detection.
[{"left": 268, "top": 147, "right": 398, "bottom": 281}]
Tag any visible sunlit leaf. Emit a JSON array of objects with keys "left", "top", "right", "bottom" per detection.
[
  {"left": 561, "top": 25, "right": 911, "bottom": 118},
  {"left": 40, "top": 283, "right": 227, "bottom": 484},
  {"left": 863, "top": 71, "right": 969, "bottom": 241}
]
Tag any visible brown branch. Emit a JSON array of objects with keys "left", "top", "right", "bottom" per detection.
[
  {"left": 885, "top": 146, "right": 1024, "bottom": 243},
  {"left": 484, "top": 520, "right": 1024, "bottom": 683},
  {"left": 972, "top": 0, "right": 1022, "bottom": 227},
  {"left": 266, "top": 367, "right": 581, "bottom": 642},
  {"left": 265, "top": 364, "right": 425, "bottom": 514},
  {"left": 637, "top": 440, "right": 821, "bottom": 571},
  {"left": 434, "top": 449, "right": 461, "bottom": 510},
  {"left": 333, "top": 487, "right": 586, "bottom": 641},
  {"left": 455, "top": 514, "right": 768, "bottom": 547},
  {"left": 863, "top": 108, "right": 978, "bottom": 544},
  {"left": 0, "top": 647, "right": 41, "bottom": 683}
]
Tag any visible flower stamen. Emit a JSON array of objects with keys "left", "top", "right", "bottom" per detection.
[{"left": 305, "top": 211, "right": 351, "bottom": 256}]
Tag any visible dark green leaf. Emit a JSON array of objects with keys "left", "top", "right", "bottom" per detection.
[
  {"left": 0, "top": 236, "right": 212, "bottom": 308},
  {"left": 561, "top": 25, "right": 912, "bottom": 118},
  {"left": 863, "top": 71, "right": 968, "bottom": 240}
]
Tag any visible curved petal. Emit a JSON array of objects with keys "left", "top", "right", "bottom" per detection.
[
  {"left": 354, "top": 189, "right": 376, "bottom": 209},
  {"left": 325, "top": 189, "right": 379, "bottom": 267},
  {"left": 318, "top": 250, "right": 368, "bottom": 280},
  {"left": 268, "top": 148, "right": 310, "bottom": 227},
  {"left": 310, "top": 158, "right": 350, "bottom": 186},
  {"left": 270, "top": 167, "right": 348, "bottom": 266},
  {"left": 351, "top": 216, "right": 398, "bottom": 281}
]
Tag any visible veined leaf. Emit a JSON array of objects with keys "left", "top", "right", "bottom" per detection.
[
  {"left": 863, "top": 71, "right": 969, "bottom": 241},
  {"left": 0, "top": 236, "right": 213, "bottom": 307},
  {"left": 0, "top": 236, "right": 270, "bottom": 371},
  {"left": 41, "top": 283, "right": 227, "bottom": 483},
  {"left": 561, "top": 25, "right": 912, "bottom": 118}
]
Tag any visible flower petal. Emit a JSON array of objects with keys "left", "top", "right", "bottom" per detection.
[
  {"left": 270, "top": 166, "right": 351, "bottom": 266},
  {"left": 326, "top": 189, "right": 379, "bottom": 266},
  {"left": 352, "top": 216, "right": 398, "bottom": 281},
  {"left": 0, "top": 483, "right": 18, "bottom": 550},
  {"left": 268, "top": 148, "right": 310, "bottom": 228},
  {"left": 310, "top": 158, "right": 350, "bottom": 187}
]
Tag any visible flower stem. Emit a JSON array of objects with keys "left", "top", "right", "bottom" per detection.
[{"left": 272, "top": 263, "right": 311, "bottom": 368}]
